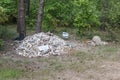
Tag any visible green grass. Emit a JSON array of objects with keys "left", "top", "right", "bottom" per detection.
[
  {"left": 0, "top": 44, "right": 120, "bottom": 80},
  {"left": 0, "top": 68, "right": 23, "bottom": 80},
  {"left": 36, "top": 45, "right": 119, "bottom": 74},
  {"left": 0, "top": 57, "right": 27, "bottom": 80},
  {"left": 49, "top": 61, "right": 65, "bottom": 71},
  {"left": 103, "top": 47, "right": 118, "bottom": 52}
]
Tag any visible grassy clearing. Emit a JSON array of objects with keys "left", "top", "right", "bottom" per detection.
[
  {"left": 33, "top": 44, "right": 120, "bottom": 80},
  {"left": 0, "top": 24, "right": 120, "bottom": 80},
  {"left": 91, "top": 45, "right": 120, "bottom": 61},
  {"left": 0, "top": 44, "right": 120, "bottom": 80}
]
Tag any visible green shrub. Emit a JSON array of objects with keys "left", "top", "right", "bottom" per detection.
[
  {"left": 0, "top": 25, "right": 16, "bottom": 39},
  {"left": 108, "top": 0, "right": 120, "bottom": 28},
  {"left": 0, "top": 6, "right": 8, "bottom": 24},
  {"left": 73, "top": 0, "right": 100, "bottom": 35},
  {"left": 0, "top": 0, "right": 17, "bottom": 23}
]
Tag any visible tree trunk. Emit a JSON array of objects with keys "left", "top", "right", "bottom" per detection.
[
  {"left": 101, "top": 0, "right": 108, "bottom": 31},
  {"left": 36, "top": 0, "right": 45, "bottom": 33},
  {"left": 17, "top": 0, "right": 26, "bottom": 40},
  {"left": 26, "top": 0, "right": 30, "bottom": 17}
]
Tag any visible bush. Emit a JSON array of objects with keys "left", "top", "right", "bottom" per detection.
[
  {"left": 73, "top": 0, "right": 100, "bottom": 35},
  {"left": 0, "top": 25, "right": 16, "bottom": 39},
  {"left": 0, "top": 0, "right": 17, "bottom": 24},
  {"left": 108, "top": 0, "right": 120, "bottom": 28},
  {"left": 0, "top": 6, "right": 8, "bottom": 24}
]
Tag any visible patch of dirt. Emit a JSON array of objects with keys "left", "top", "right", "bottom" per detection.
[
  {"left": 0, "top": 39, "right": 120, "bottom": 80},
  {"left": 81, "top": 61, "right": 120, "bottom": 80}
]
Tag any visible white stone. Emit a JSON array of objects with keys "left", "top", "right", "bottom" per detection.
[
  {"left": 38, "top": 45, "right": 49, "bottom": 52},
  {"left": 92, "top": 36, "right": 101, "bottom": 45},
  {"left": 87, "top": 36, "right": 108, "bottom": 46},
  {"left": 100, "top": 41, "right": 108, "bottom": 45}
]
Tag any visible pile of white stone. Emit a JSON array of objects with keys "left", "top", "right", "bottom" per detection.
[
  {"left": 16, "top": 32, "right": 70, "bottom": 58},
  {"left": 87, "top": 36, "right": 108, "bottom": 46}
]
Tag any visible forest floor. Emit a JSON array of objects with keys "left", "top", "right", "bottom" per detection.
[{"left": 0, "top": 36, "right": 120, "bottom": 80}]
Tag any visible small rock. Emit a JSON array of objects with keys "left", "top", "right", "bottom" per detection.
[{"left": 38, "top": 45, "right": 49, "bottom": 52}]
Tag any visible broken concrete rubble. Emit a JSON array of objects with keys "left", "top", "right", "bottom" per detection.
[{"left": 16, "top": 32, "right": 71, "bottom": 58}]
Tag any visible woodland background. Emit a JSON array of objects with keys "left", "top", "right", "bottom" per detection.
[{"left": 0, "top": 0, "right": 120, "bottom": 48}]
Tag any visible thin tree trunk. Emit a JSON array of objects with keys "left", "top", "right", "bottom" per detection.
[
  {"left": 101, "top": 0, "right": 108, "bottom": 31},
  {"left": 17, "top": 0, "right": 26, "bottom": 40},
  {"left": 36, "top": 0, "right": 45, "bottom": 33},
  {"left": 26, "top": 0, "right": 30, "bottom": 17}
]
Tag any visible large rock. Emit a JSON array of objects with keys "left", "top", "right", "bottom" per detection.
[
  {"left": 87, "top": 36, "right": 108, "bottom": 46},
  {"left": 92, "top": 36, "right": 102, "bottom": 45}
]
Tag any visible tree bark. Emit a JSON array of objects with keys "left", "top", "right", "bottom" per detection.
[
  {"left": 101, "top": 0, "right": 108, "bottom": 31},
  {"left": 36, "top": 0, "right": 45, "bottom": 33},
  {"left": 26, "top": 0, "right": 30, "bottom": 17},
  {"left": 17, "top": 0, "right": 26, "bottom": 40}
]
